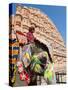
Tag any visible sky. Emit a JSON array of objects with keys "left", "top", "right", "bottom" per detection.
[{"left": 9, "top": 3, "right": 66, "bottom": 44}]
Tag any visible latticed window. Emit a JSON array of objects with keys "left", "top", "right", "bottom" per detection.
[{"left": 56, "top": 72, "right": 66, "bottom": 83}]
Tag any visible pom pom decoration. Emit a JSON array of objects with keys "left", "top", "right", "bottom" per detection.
[
  {"left": 17, "top": 61, "right": 23, "bottom": 73},
  {"left": 20, "top": 70, "right": 30, "bottom": 84}
]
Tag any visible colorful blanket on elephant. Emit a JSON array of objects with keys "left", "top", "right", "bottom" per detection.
[
  {"left": 17, "top": 60, "right": 30, "bottom": 84},
  {"left": 21, "top": 44, "right": 32, "bottom": 68},
  {"left": 30, "top": 55, "right": 43, "bottom": 73},
  {"left": 30, "top": 51, "right": 49, "bottom": 74}
]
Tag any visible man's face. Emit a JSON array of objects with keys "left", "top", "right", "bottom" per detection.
[{"left": 32, "top": 29, "right": 35, "bottom": 33}]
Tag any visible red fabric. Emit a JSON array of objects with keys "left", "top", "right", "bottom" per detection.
[
  {"left": 16, "top": 31, "right": 27, "bottom": 44},
  {"left": 18, "top": 64, "right": 23, "bottom": 68},
  {"left": 20, "top": 70, "right": 30, "bottom": 84},
  {"left": 16, "top": 31, "right": 26, "bottom": 37},
  {"left": 18, "top": 64, "right": 23, "bottom": 71}
]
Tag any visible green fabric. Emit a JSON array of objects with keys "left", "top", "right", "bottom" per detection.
[
  {"left": 31, "top": 55, "right": 42, "bottom": 73},
  {"left": 44, "top": 63, "right": 54, "bottom": 81},
  {"left": 31, "top": 55, "right": 41, "bottom": 64},
  {"left": 31, "top": 52, "right": 51, "bottom": 74},
  {"left": 31, "top": 51, "right": 48, "bottom": 66},
  {"left": 44, "top": 69, "right": 52, "bottom": 81},
  {"left": 34, "top": 64, "right": 42, "bottom": 73}
]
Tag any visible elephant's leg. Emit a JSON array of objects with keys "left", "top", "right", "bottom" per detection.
[
  {"left": 50, "top": 71, "right": 56, "bottom": 84},
  {"left": 46, "top": 71, "right": 56, "bottom": 84}
]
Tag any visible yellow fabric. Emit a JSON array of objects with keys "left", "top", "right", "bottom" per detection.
[
  {"left": 44, "top": 70, "right": 53, "bottom": 80},
  {"left": 23, "top": 52, "right": 30, "bottom": 60},
  {"left": 9, "top": 58, "right": 17, "bottom": 64},
  {"left": 9, "top": 42, "right": 19, "bottom": 47},
  {"left": 34, "top": 64, "right": 41, "bottom": 73},
  {"left": 44, "top": 63, "right": 54, "bottom": 81},
  {"left": 9, "top": 50, "right": 19, "bottom": 55}
]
